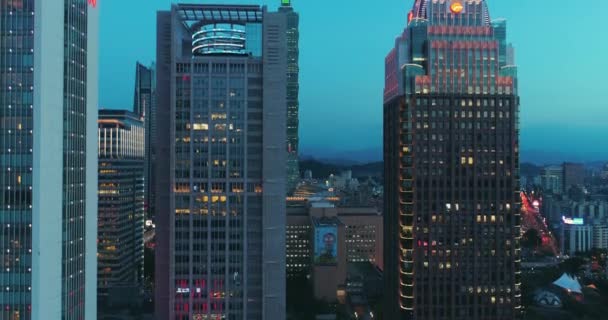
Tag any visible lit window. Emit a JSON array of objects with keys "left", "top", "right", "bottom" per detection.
[{"left": 192, "top": 123, "right": 209, "bottom": 131}]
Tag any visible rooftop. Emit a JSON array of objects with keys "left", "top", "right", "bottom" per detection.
[
  {"left": 175, "top": 4, "right": 264, "bottom": 29},
  {"left": 311, "top": 216, "right": 341, "bottom": 227}
]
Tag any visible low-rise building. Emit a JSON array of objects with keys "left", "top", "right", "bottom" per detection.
[
  {"left": 541, "top": 165, "right": 564, "bottom": 194},
  {"left": 286, "top": 204, "right": 382, "bottom": 302},
  {"left": 560, "top": 217, "right": 593, "bottom": 255},
  {"left": 593, "top": 225, "right": 608, "bottom": 250}
]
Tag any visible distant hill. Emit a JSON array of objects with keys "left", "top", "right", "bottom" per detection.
[
  {"left": 351, "top": 162, "right": 383, "bottom": 178},
  {"left": 300, "top": 148, "right": 382, "bottom": 165},
  {"left": 521, "top": 163, "right": 542, "bottom": 177},
  {"left": 299, "top": 150, "right": 606, "bottom": 181},
  {"left": 521, "top": 149, "right": 608, "bottom": 165},
  {"left": 299, "top": 159, "right": 383, "bottom": 180},
  {"left": 299, "top": 159, "right": 344, "bottom": 179}
]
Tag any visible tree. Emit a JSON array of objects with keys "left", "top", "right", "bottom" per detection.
[
  {"left": 522, "top": 229, "right": 543, "bottom": 249},
  {"left": 561, "top": 257, "right": 585, "bottom": 277}
]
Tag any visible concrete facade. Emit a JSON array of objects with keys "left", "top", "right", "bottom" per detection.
[{"left": 155, "top": 4, "right": 288, "bottom": 319}]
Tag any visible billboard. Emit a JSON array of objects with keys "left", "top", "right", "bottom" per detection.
[{"left": 314, "top": 226, "right": 338, "bottom": 265}]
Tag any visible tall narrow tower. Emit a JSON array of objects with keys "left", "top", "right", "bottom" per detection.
[
  {"left": 280, "top": 0, "right": 301, "bottom": 193},
  {"left": 383, "top": 1, "right": 521, "bottom": 319},
  {"left": 0, "top": 0, "right": 98, "bottom": 319},
  {"left": 134, "top": 62, "right": 157, "bottom": 220}
]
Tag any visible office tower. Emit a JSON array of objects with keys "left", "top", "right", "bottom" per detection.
[
  {"left": 134, "top": 62, "right": 155, "bottom": 118},
  {"left": 0, "top": 0, "right": 98, "bottom": 319},
  {"left": 155, "top": 4, "right": 288, "bottom": 319},
  {"left": 560, "top": 217, "right": 592, "bottom": 255},
  {"left": 134, "top": 62, "right": 157, "bottom": 219},
  {"left": 383, "top": 1, "right": 521, "bottom": 319},
  {"left": 279, "top": 0, "right": 301, "bottom": 193},
  {"left": 541, "top": 165, "right": 563, "bottom": 194},
  {"left": 563, "top": 162, "right": 585, "bottom": 191},
  {"left": 601, "top": 163, "right": 608, "bottom": 180},
  {"left": 97, "top": 110, "right": 145, "bottom": 304}
]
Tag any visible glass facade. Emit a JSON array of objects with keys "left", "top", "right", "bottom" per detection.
[
  {"left": 134, "top": 62, "right": 157, "bottom": 221},
  {"left": 0, "top": 0, "right": 35, "bottom": 318},
  {"left": 97, "top": 110, "right": 145, "bottom": 300},
  {"left": 1, "top": 0, "right": 96, "bottom": 318},
  {"left": 280, "top": 3, "right": 300, "bottom": 194},
  {"left": 384, "top": 1, "right": 521, "bottom": 319},
  {"left": 191, "top": 23, "right": 263, "bottom": 57},
  {"left": 62, "top": 2, "right": 90, "bottom": 319}
]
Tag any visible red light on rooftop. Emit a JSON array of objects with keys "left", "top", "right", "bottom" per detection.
[
  {"left": 408, "top": 10, "right": 414, "bottom": 23},
  {"left": 88, "top": 0, "right": 97, "bottom": 8},
  {"left": 450, "top": 1, "right": 464, "bottom": 14}
]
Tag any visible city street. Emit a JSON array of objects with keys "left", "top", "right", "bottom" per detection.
[{"left": 521, "top": 192, "right": 560, "bottom": 256}]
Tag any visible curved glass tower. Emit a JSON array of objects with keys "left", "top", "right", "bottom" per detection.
[
  {"left": 192, "top": 24, "right": 247, "bottom": 56},
  {"left": 383, "top": 1, "right": 521, "bottom": 319}
]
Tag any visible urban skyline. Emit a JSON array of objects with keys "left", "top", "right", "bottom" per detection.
[
  {"left": 2, "top": 0, "right": 608, "bottom": 320},
  {"left": 98, "top": 0, "right": 608, "bottom": 160}
]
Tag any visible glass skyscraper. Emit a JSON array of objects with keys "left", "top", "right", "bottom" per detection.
[
  {"left": 0, "top": 0, "right": 98, "bottom": 319},
  {"left": 134, "top": 62, "right": 157, "bottom": 220},
  {"left": 383, "top": 1, "right": 521, "bottom": 319},
  {"left": 97, "top": 110, "right": 145, "bottom": 303},
  {"left": 155, "top": 4, "right": 288, "bottom": 320},
  {"left": 280, "top": 0, "right": 300, "bottom": 194}
]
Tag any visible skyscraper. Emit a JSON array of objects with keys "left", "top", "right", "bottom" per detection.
[
  {"left": 97, "top": 110, "right": 145, "bottom": 304},
  {"left": 383, "top": 1, "right": 521, "bottom": 319},
  {"left": 0, "top": 0, "right": 98, "bottom": 319},
  {"left": 155, "top": 4, "right": 288, "bottom": 319},
  {"left": 280, "top": 0, "right": 301, "bottom": 193},
  {"left": 563, "top": 162, "right": 585, "bottom": 192},
  {"left": 134, "top": 62, "right": 155, "bottom": 119},
  {"left": 134, "top": 62, "right": 157, "bottom": 220}
]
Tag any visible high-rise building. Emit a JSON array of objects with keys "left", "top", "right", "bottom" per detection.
[
  {"left": 97, "top": 110, "right": 145, "bottom": 303},
  {"left": 601, "top": 163, "right": 608, "bottom": 180},
  {"left": 134, "top": 62, "right": 155, "bottom": 118},
  {"left": 541, "top": 165, "right": 563, "bottom": 194},
  {"left": 383, "top": 1, "right": 521, "bottom": 319},
  {"left": 155, "top": 4, "right": 288, "bottom": 319},
  {"left": 279, "top": 0, "right": 301, "bottom": 193},
  {"left": 0, "top": 0, "right": 98, "bottom": 319},
  {"left": 134, "top": 62, "right": 157, "bottom": 220},
  {"left": 563, "top": 162, "right": 585, "bottom": 192}
]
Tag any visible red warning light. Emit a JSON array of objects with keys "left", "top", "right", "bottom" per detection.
[
  {"left": 450, "top": 2, "right": 464, "bottom": 14},
  {"left": 88, "top": 0, "right": 97, "bottom": 8}
]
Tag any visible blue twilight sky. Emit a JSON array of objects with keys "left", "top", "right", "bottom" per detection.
[{"left": 99, "top": 0, "right": 608, "bottom": 161}]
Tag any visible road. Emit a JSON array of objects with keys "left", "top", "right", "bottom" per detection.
[
  {"left": 144, "top": 229, "right": 155, "bottom": 244},
  {"left": 520, "top": 191, "right": 559, "bottom": 256}
]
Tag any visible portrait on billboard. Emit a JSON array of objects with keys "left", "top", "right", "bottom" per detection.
[{"left": 314, "top": 226, "right": 337, "bottom": 265}]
